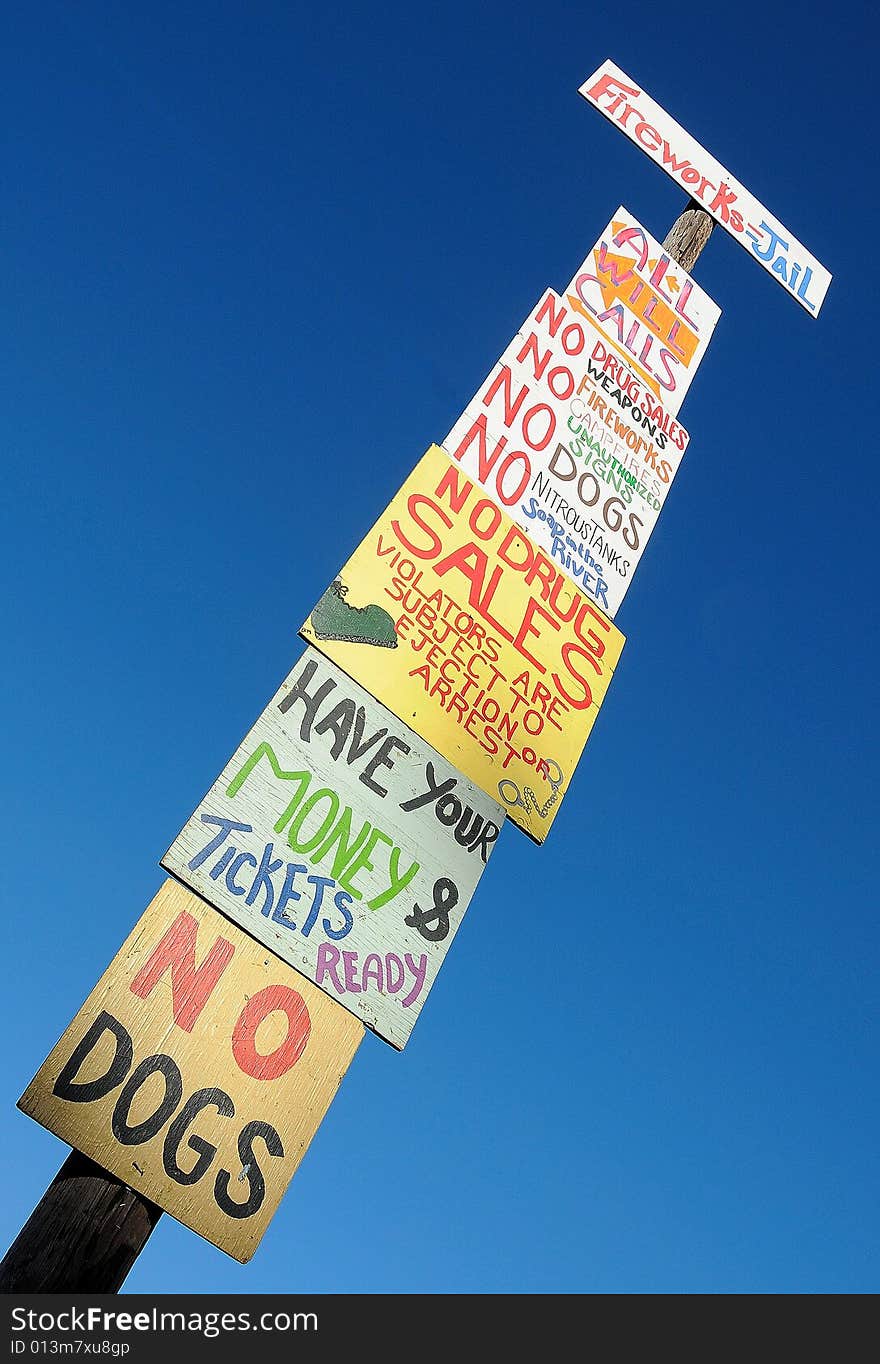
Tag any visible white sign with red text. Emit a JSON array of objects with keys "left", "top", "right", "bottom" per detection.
[
  {"left": 442, "top": 222, "right": 702, "bottom": 617},
  {"left": 580, "top": 59, "right": 832, "bottom": 316}
]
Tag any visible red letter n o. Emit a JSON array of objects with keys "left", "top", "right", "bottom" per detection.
[{"left": 231, "top": 985, "right": 311, "bottom": 1080}]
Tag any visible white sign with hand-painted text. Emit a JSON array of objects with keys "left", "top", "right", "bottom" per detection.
[
  {"left": 579, "top": 59, "right": 832, "bottom": 316},
  {"left": 562, "top": 207, "right": 720, "bottom": 418},
  {"left": 163, "top": 647, "right": 504, "bottom": 1049},
  {"left": 442, "top": 217, "right": 701, "bottom": 617}
]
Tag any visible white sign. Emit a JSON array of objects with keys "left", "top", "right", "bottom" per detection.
[
  {"left": 580, "top": 59, "right": 832, "bottom": 316},
  {"left": 163, "top": 648, "right": 504, "bottom": 1049},
  {"left": 562, "top": 207, "right": 719, "bottom": 418},
  {"left": 443, "top": 276, "right": 697, "bottom": 616}
]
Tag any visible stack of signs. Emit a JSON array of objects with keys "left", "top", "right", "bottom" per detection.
[
  {"left": 442, "top": 208, "right": 720, "bottom": 619},
  {"left": 18, "top": 201, "right": 724, "bottom": 1266}
]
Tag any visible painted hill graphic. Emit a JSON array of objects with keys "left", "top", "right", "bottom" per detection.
[{"left": 310, "top": 579, "right": 398, "bottom": 649}]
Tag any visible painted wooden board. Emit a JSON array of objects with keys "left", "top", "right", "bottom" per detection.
[
  {"left": 162, "top": 647, "right": 504, "bottom": 1049},
  {"left": 300, "top": 444, "right": 625, "bottom": 843},
  {"left": 19, "top": 880, "right": 363, "bottom": 1263},
  {"left": 580, "top": 60, "right": 831, "bottom": 316},
  {"left": 442, "top": 286, "right": 691, "bottom": 619},
  {"left": 561, "top": 207, "right": 720, "bottom": 418}
]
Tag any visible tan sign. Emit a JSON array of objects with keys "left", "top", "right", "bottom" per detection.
[{"left": 19, "top": 880, "right": 363, "bottom": 1262}]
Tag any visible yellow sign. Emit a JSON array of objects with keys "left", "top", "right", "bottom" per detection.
[
  {"left": 19, "top": 880, "right": 363, "bottom": 1262},
  {"left": 301, "top": 444, "right": 625, "bottom": 841}
]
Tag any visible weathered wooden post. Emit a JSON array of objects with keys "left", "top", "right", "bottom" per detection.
[{"left": 0, "top": 1151, "right": 161, "bottom": 1293}]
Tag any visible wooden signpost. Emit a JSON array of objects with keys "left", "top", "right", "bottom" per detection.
[
  {"left": 163, "top": 647, "right": 504, "bottom": 1048},
  {"left": 300, "top": 443, "right": 625, "bottom": 842},
  {"left": 2, "top": 55, "right": 830, "bottom": 1295},
  {"left": 18, "top": 880, "right": 362, "bottom": 1262}
]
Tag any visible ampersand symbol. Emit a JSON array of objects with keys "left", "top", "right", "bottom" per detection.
[{"left": 405, "top": 877, "right": 458, "bottom": 942}]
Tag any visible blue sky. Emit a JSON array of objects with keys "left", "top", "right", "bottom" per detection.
[{"left": 1, "top": 1, "right": 876, "bottom": 1293}]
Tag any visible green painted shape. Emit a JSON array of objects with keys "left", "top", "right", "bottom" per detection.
[{"left": 310, "top": 579, "right": 398, "bottom": 649}]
